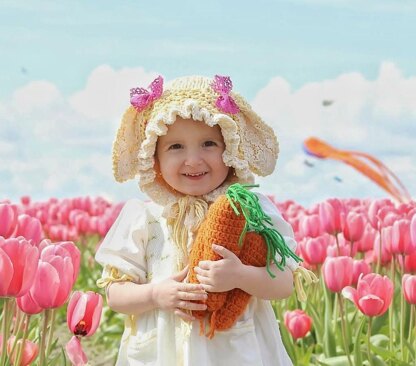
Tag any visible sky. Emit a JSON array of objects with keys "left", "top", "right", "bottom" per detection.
[{"left": 1, "top": 0, "right": 415, "bottom": 207}]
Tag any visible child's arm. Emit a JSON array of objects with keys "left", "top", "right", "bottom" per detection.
[
  {"left": 194, "top": 244, "right": 294, "bottom": 300},
  {"left": 107, "top": 266, "right": 208, "bottom": 321}
]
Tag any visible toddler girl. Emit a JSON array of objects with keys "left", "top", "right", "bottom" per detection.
[{"left": 96, "top": 75, "right": 300, "bottom": 365}]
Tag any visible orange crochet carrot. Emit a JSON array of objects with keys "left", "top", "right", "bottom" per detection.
[
  {"left": 187, "top": 194, "right": 246, "bottom": 320},
  {"left": 187, "top": 183, "right": 302, "bottom": 337}
]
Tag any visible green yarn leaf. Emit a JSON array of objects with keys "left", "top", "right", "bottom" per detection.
[{"left": 225, "top": 183, "right": 302, "bottom": 278}]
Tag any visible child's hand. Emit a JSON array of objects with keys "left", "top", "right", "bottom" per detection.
[
  {"left": 152, "top": 266, "right": 208, "bottom": 321},
  {"left": 194, "top": 244, "right": 243, "bottom": 293}
]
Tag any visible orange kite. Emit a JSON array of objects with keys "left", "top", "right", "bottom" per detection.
[{"left": 303, "top": 137, "right": 411, "bottom": 203}]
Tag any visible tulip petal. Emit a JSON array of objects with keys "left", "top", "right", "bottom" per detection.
[
  {"left": 31, "top": 262, "right": 60, "bottom": 309},
  {"left": 7, "top": 336, "right": 39, "bottom": 366},
  {"left": 0, "top": 248, "right": 13, "bottom": 296},
  {"left": 60, "top": 242, "right": 81, "bottom": 283},
  {"left": 86, "top": 293, "right": 103, "bottom": 336},
  {"left": 358, "top": 295, "right": 384, "bottom": 316},
  {"left": 67, "top": 291, "right": 83, "bottom": 331},
  {"left": 70, "top": 293, "right": 88, "bottom": 333},
  {"left": 1, "top": 238, "right": 39, "bottom": 297},
  {"left": 342, "top": 286, "right": 358, "bottom": 305},
  {"left": 66, "top": 336, "right": 88, "bottom": 366},
  {"left": 50, "top": 256, "right": 74, "bottom": 307}
]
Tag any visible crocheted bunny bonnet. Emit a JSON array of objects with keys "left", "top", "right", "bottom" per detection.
[{"left": 112, "top": 75, "right": 279, "bottom": 206}]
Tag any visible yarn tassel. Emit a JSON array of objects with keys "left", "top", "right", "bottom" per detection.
[
  {"left": 293, "top": 266, "right": 319, "bottom": 302},
  {"left": 225, "top": 183, "right": 302, "bottom": 277}
]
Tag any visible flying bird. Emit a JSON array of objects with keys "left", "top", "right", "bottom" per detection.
[
  {"left": 303, "top": 159, "right": 315, "bottom": 168},
  {"left": 322, "top": 100, "right": 334, "bottom": 107}
]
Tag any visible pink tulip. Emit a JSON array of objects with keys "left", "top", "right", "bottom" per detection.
[
  {"left": 67, "top": 291, "right": 103, "bottom": 337},
  {"left": 391, "top": 219, "right": 415, "bottom": 255},
  {"left": 411, "top": 214, "right": 416, "bottom": 242},
  {"left": 0, "top": 237, "right": 39, "bottom": 297},
  {"left": 404, "top": 252, "right": 416, "bottom": 273},
  {"left": 370, "top": 228, "right": 393, "bottom": 266},
  {"left": 326, "top": 243, "right": 352, "bottom": 257},
  {"left": 299, "top": 214, "right": 321, "bottom": 238},
  {"left": 342, "top": 273, "right": 394, "bottom": 317},
  {"left": 367, "top": 199, "right": 394, "bottom": 230},
  {"left": 319, "top": 199, "right": 344, "bottom": 235},
  {"left": 356, "top": 223, "right": 377, "bottom": 253},
  {"left": 20, "top": 196, "right": 31, "bottom": 206},
  {"left": 7, "top": 336, "right": 39, "bottom": 366},
  {"left": 284, "top": 310, "right": 312, "bottom": 340},
  {"left": 299, "top": 236, "right": 328, "bottom": 265},
  {"left": 48, "top": 225, "right": 79, "bottom": 242},
  {"left": 322, "top": 256, "right": 354, "bottom": 293},
  {"left": 0, "top": 204, "right": 18, "bottom": 238},
  {"left": 13, "top": 214, "right": 43, "bottom": 246},
  {"left": 352, "top": 259, "right": 371, "bottom": 285},
  {"left": 39, "top": 240, "right": 81, "bottom": 284},
  {"left": 30, "top": 241, "right": 80, "bottom": 309},
  {"left": 65, "top": 336, "right": 88, "bottom": 366},
  {"left": 402, "top": 274, "right": 416, "bottom": 305},
  {"left": 342, "top": 211, "right": 365, "bottom": 242},
  {"left": 17, "top": 291, "right": 43, "bottom": 315}
]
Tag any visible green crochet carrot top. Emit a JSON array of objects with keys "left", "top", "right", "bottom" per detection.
[{"left": 225, "top": 183, "right": 302, "bottom": 277}]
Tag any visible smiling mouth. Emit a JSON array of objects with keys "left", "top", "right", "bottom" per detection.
[{"left": 183, "top": 172, "right": 207, "bottom": 177}]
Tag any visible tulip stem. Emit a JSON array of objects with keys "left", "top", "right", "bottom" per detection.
[
  {"left": 400, "top": 256, "right": 405, "bottom": 361},
  {"left": 335, "top": 233, "right": 340, "bottom": 255},
  {"left": 367, "top": 317, "right": 374, "bottom": 366},
  {"left": 14, "top": 314, "right": 30, "bottom": 366},
  {"left": 8, "top": 309, "right": 26, "bottom": 363},
  {"left": 389, "top": 259, "right": 395, "bottom": 361},
  {"left": 38, "top": 309, "right": 50, "bottom": 366},
  {"left": 408, "top": 304, "right": 415, "bottom": 363},
  {"left": 45, "top": 309, "right": 56, "bottom": 360},
  {"left": 0, "top": 298, "right": 11, "bottom": 366},
  {"left": 413, "top": 305, "right": 416, "bottom": 366},
  {"left": 338, "top": 294, "right": 353, "bottom": 366},
  {"left": 375, "top": 228, "right": 382, "bottom": 274}
]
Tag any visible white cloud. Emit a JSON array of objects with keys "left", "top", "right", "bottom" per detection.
[
  {"left": 11, "top": 81, "right": 63, "bottom": 113},
  {"left": 0, "top": 62, "right": 415, "bottom": 206},
  {"left": 252, "top": 62, "right": 416, "bottom": 204},
  {"left": 69, "top": 65, "right": 159, "bottom": 121}
]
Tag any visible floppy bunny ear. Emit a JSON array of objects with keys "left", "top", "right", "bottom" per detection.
[
  {"left": 112, "top": 106, "right": 144, "bottom": 182},
  {"left": 233, "top": 94, "right": 279, "bottom": 176}
]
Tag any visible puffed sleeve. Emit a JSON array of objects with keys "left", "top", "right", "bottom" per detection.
[
  {"left": 95, "top": 199, "right": 149, "bottom": 287},
  {"left": 256, "top": 193, "right": 299, "bottom": 271}
]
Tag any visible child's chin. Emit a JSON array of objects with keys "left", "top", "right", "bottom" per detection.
[{"left": 178, "top": 186, "right": 211, "bottom": 197}]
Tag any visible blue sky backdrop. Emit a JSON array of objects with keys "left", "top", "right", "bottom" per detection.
[{"left": 1, "top": 0, "right": 415, "bottom": 206}]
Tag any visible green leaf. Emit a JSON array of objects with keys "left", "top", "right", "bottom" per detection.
[
  {"left": 371, "top": 311, "right": 388, "bottom": 335},
  {"left": 316, "top": 355, "right": 351, "bottom": 366},
  {"left": 370, "top": 334, "right": 389, "bottom": 348},
  {"left": 353, "top": 316, "right": 366, "bottom": 366},
  {"left": 306, "top": 300, "right": 324, "bottom": 344},
  {"left": 279, "top": 320, "right": 296, "bottom": 363},
  {"left": 370, "top": 355, "right": 388, "bottom": 366},
  {"left": 323, "top": 285, "right": 337, "bottom": 357}
]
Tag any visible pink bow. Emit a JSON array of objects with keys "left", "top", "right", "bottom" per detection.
[
  {"left": 211, "top": 75, "right": 240, "bottom": 114},
  {"left": 130, "top": 75, "right": 164, "bottom": 112}
]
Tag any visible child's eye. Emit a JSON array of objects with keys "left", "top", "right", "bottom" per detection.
[
  {"left": 203, "top": 141, "right": 217, "bottom": 147},
  {"left": 168, "top": 143, "right": 183, "bottom": 150}
]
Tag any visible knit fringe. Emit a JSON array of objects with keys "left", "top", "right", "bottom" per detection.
[{"left": 225, "top": 183, "right": 302, "bottom": 277}]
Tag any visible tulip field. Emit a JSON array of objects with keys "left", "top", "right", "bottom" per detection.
[{"left": 1, "top": 195, "right": 416, "bottom": 365}]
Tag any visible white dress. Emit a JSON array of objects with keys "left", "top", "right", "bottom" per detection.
[{"left": 95, "top": 194, "right": 296, "bottom": 366}]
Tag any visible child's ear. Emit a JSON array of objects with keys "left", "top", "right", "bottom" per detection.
[{"left": 226, "top": 167, "right": 236, "bottom": 179}]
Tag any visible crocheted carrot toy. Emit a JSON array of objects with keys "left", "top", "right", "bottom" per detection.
[{"left": 187, "top": 183, "right": 302, "bottom": 338}]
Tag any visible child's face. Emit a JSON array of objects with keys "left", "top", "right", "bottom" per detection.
[{"left": 156, "top": 117, "right": 230, "bottom": 196}]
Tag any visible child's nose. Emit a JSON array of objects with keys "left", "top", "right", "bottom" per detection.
[{"left": 184, "top": 151, "right": 203, "bottom": 166}]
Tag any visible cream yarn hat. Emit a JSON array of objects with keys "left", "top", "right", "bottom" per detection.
[{"left": 112, "top": 75, "right": 279, "bottom": 206}]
